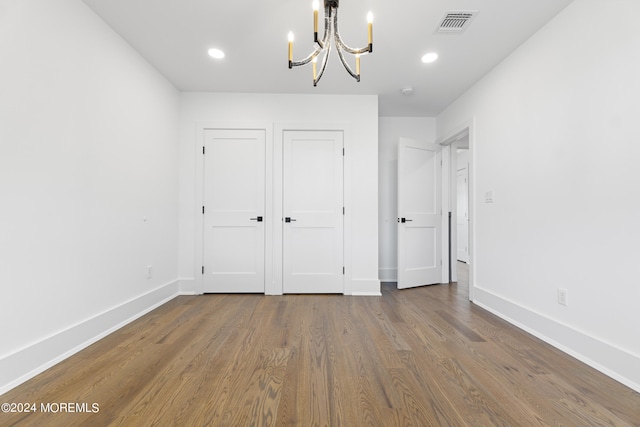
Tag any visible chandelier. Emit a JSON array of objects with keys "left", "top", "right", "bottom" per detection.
[{"left": 288, "top": 0, "right": 373, "bottom": 86}]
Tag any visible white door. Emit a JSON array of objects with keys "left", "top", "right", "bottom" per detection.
[
  {"left": 457, "top": 165, "right": 469, "bottom": 263},
  {"left": 282, "top": 130, "right": 344, "bottom": 293},
  {"left": 203, "top": 129, "right": 265, "bottom": 293},
  {"left": 397, "top": 137, "right": 442, "bottom": 289}
]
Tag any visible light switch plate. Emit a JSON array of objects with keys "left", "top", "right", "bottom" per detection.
[{"left": 485, "top": 190, "right": 494, "bottom": 203}]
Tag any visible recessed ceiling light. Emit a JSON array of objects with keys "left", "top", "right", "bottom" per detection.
[
  {"left": 208, "top": 48, "right": 225, "bottom": 59},
  {"left": 421, "top": 52, "right": 438, "bottom": 63}
]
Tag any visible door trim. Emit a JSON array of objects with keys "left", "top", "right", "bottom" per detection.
[
  {"left": 437, "top": 118, "right": 476, "bottom": 302},
  {"left": 274, "top": 122, "right": 352, "bottom": 295},
  {"left": 194, "top": 121, "right": 352, "bottom": 296},
  {"left": 202, "top": 129, "right": 266, "bottom": 293},
  {"left": 456, "top": 160, "right": 470, "bottom": 264},
  {"left": 282, "top": 130, "right": 344, "bottom": 293},
  {"left": 195, "top": 122, "right": 273, "bottom": 295}
]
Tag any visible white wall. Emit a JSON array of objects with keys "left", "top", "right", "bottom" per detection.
[
  {"left": 179, "top": 93, "right": 379, "bottom": 295},
  {"left": 0, "top": 0, "right": 180, "bottom": 393},
  {"left": 437, "top": 0, "right": 640, "bottom": 391},
  {"left": 378, "top": 117, "right": 436, "bottom": 281}
]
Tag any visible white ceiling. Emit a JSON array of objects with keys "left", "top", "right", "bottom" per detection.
[{"left": 82, "top": 0, "right": 574, "bottom": 117}]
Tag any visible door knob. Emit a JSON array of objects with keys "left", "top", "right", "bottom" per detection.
[
  {"left": 399, "top": 217, "right": 412, "bottom": 223},
  {"left": 284, "top": 217, "right": 297, "bottom": 223},
  {"left": 250, "top": 216, "right": 263, "bottom": 222}
]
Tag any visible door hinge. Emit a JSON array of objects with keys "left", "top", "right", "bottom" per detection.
[
  {"left": 202, "top": 206, "right": 205, "bottom": 214},
  {"left": 203, "top": 146, "right": 205, "bottom": 155},
  {"left": 202, "top": 266, "right": 204, "bottom": 274},
  {"left": 343, "top": 266, "right": 345, "bottom": 275},
  {"left": 343, "top": 207, "right": 345, "bottom": 215},
  {"left": 342, "top": 148, "right": 345, "bottom": 156}
]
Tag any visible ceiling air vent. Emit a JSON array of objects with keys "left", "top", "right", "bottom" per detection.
[{"left": 437, "top": 11, "right": 478, "bottom": 33}]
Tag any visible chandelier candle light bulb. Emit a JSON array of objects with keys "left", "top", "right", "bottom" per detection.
[
  {"left": 313, "top": 56, "right": 318, "bottom": 80},
  {"left": 313, "top": 0, "right": 319, "bottom": 41},
  {"left": 367, "top": 11, "right": 373, "bottom": 51},
  {"left": 288, "top": 31, "right": 294, "bottom": 67},
  {"left": 287, "top": 0, "right": 373, "bottom": 85}
]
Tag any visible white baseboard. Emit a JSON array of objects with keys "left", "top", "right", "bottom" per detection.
[
  {"left": 378, "top": 268, "right": 397, "bottom": 282},
  {"left": 351, "top": 292, "right": 383, "bottom": 296},
  {"left": 0, "top": 280, "right": 180, "bottom": 396},
  {"left": 349, "top": 278, "right": 381, "bottom": 295},
  {"left": 473, "top": 286, "right": 640, "bottom": 393},
  {"left": 178, "top": 277, "right": 200, "bottom": 295}
]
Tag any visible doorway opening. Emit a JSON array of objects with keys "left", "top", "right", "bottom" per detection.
[{"left": 439, "top": 121, "right": 474, "bottom": 301}]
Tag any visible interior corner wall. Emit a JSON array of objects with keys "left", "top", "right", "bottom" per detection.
[
  {"left": 178, "top": 93, "right": 380, "bottom": 295},
  {"left": 437, "top": 0, "right": 640, "bottom": 392},
  {"left": 0, "top": 0, "right": 180, "bottom": 394},
  {"left": 378, "top": 117, "right": 436, "bottom": 282}
]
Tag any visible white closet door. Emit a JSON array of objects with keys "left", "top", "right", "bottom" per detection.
[
  {"left": 397, "top": 137, "right": 442, "bottom": 289},
  {"left": 282, "top": 130, "right": 344, "bottom": 294},
  {"left": 203, "top": 129, "right": 265, "bottom": 293},
  {"left": 457, "top": 166, "right": 469, "bottom": 263}
]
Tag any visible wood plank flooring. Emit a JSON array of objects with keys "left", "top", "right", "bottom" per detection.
[{"left": 2, "top": 264, "right": 639, "bottom": 426}]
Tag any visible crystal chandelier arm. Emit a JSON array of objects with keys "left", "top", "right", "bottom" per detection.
[
  {"left": 335, "top": 38, "right": 371, "bottom": 56},
  {"left": 291, "top": 48, "right": 322, "bottom": 67},
  {"left": 314, "top": 38, "right": 332, "bottom": 86},
  {"left": 332, "top": 6, "right": 371, "bottom": 55},
  {"left": 288, "top": 1, "right": 372, "bottom": 85},
  {"left": 336, "top": 43, "right": 359, "bottom": 82},
  {"left": 291, "top": 4, "right": 332, "bottom": 68},
  {"left": 315, "top": 4, "right": 332, "bottom": 49}
]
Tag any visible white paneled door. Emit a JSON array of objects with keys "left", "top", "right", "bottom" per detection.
[
  {"left": 203, "top": 129, "right": 265, "bottom": 293},
  {"left": 282, "top": 130, "right": 344, "bottom": 293},
  {"left": 457, "top": 165, "right": 470, "bottom": 263},
  {"left": 397, "top": 137, "right": 442, "bottom": 289}
]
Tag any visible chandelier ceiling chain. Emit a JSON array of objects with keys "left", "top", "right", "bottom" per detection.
[{"left": 288, "top": 0, "right": 373, "bottom": 86}]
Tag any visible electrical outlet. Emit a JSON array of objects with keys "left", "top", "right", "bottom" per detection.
[
  {"left": 147, "top": 265, "right": 153, "bottom": 279},
  {"left": 558, "top": 288, "right": 568, "bottom": 306}
]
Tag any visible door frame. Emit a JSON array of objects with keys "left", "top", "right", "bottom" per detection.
[
  {"left": 437, "top": 118, "right": 476, "bottom": 302},
  {"left": 274, "top": 122, "right": 352, "bottom": 295},
  {"left": 281, "top": 129, "right": 345, "bottom": 294},
  {"left": 456, "top": 157, "right": 470, "bottom": 264},
  {"left": 195, "top": 122, "right": 274, "bottom": 295},
  {"left": 195, "top": 121, "right": 353, "bottom": 295}
]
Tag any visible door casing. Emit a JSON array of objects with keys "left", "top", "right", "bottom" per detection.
[
  {"left": 456, "top": 155, "right": 470, "bottom": 263},
  {"left": 195, "top": 122, "right": 274, "bottom": 295},
  {"left": 437, "top": 118, "right": 476, "bottom": 301},
  {"left": 195, "top": 121, "right": 352, "bottom": 295},
  {"left": 282, "top": 130, "right": 344, "bottom": 294},
  {"left": 202, "top": 129, "right": 266, "bottom": 293},
  {"left": 274, "top": 122, "right": 352, "bottom": 295}
]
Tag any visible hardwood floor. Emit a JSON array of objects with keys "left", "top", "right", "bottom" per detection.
[{"left": 2, "top": 268, "right": 639, "bottom": 426}]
